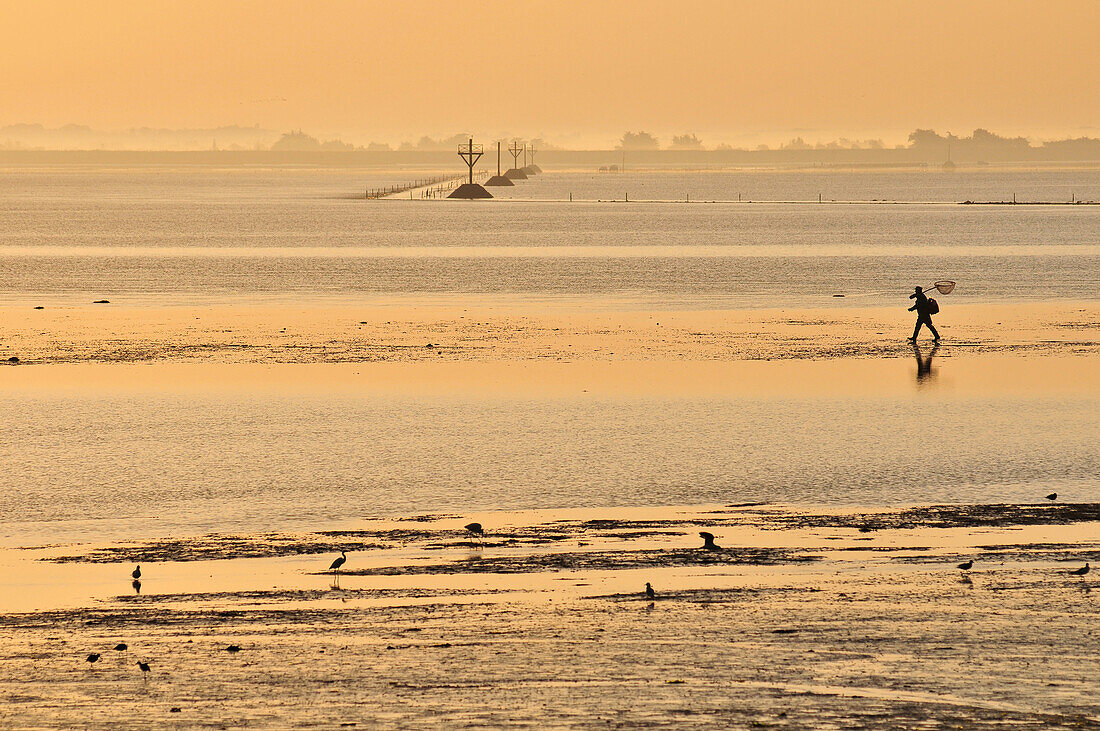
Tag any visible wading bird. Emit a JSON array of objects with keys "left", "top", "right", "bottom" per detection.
[
  {"left": 957, "top": 560, "right": 973, "bottom": 571},
  {"left": 328, "top": 551, "right": 347, "bottom": 575},
  {"left": 86, "top": 653, "right": 100, "bottom": 665},
  {"left": 699, "top": 532, "right": 721, "bottom": 550},
  {"left": 645, "top": 582, "right": 655, "bottom": 599},
  {"left": 1069, "top": 563, "right": 1090, "bottom": 576},
  {"left": 225, "top": 645, "right": 241, "bottom": 653},
  {"left": 464, "top": 522, "right": 484, "bottom": 540},
  {"left": 114, "top": 643, "right": 128, "bottom": 651},
  {"left": 1046, "top": 493, "right": 1058, "bottom": 502},
  {"left": 132, "top": 565, "right": 141, "bottom": 580},
  {"left": 137, "top": 661, "right": 151, "bottom": 680}
]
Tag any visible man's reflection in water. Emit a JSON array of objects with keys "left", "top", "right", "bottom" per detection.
[{"left": 914, "top": 342, "right": 939, "bottom": 385}]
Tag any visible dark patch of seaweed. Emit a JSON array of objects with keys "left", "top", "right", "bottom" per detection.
[{"left": 335, "top": 547, "right": 819, "bottom": 576}]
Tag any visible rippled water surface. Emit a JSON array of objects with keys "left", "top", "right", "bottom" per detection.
[{"left": 1, "top": 165, "right": 1097, "bottom": 307}]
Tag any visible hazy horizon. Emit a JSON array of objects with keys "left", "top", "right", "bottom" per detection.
[
  {"left": 3, "top": 0, "right": 1097, "bottom": 150},
  {"left": 4, "top": 123, "right": 1100, "bottom": 154}
]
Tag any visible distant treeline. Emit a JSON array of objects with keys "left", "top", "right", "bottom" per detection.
[{"left": 2, "top": 125, "right": 1099, "bottom": 164}]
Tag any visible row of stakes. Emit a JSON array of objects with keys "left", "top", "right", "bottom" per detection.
[{"left": 365, "top": 174, "right": 457, "bottom": 200}]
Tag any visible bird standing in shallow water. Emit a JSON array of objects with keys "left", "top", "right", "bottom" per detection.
[
  {"left": 328, "top": 551, "right": 347, "bottom": 587},
  {"left": 114, "top": 643, "right": 128, "bottom": 651},
  {"left": 132, "top": 565, "right": 141, "bottom": 580},
  {"left": 645, "top": 582, "right": 655, "bottom": 599},
  {"left": 85, "top": 653, "right": 100, "bottom": 665},
  {"left": 464, "top": 523, "right": 484, "bottom": 541},
  {"left": 1046, "top": 493, "right": 1058, "bottom": 502},
  {"left": 957, "top": 560, "right": 973, "bottom": 571},
  {"left": 699, "top": 532, "right": 721, "bottom": 550},
  {"left": 137, "top": 661, "right": 151, "bottom": 681},
  {"left": 1069, "top": 563, "right": 1090, "bottom": 576}
]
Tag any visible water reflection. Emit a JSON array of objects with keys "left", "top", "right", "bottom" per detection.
[{"left": 913, "top": 342, "right": 940, "bottom": 386}]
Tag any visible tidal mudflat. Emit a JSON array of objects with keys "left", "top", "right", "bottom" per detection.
[
  {"left": 2, "top": 165, "right": 1098, "bottom": 728},
  {"left": 1, "top": 504, "right": 1098, "bottom": 729}
]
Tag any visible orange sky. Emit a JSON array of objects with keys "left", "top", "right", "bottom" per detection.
[{"left": 1, "top": 0, "right": 1097, "bottom": 147}]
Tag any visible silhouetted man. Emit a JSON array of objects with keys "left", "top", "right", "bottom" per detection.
[{"left": 908, "top": 286, "right": 940, "bottom": 342}]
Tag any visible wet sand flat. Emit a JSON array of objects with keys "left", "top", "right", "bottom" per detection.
[
  {"left": 1, "top": 505, "right": 1097, "bottom": 729},
  {"left": 1, "top": 301, "right": 1097, "bottom": 365}
]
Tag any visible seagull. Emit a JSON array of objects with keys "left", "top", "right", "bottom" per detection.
[
  {"left": 1069, "top": 563, "right": 1090, "bottom": 576},
  {"left": 114, "top": 643, "right": 128, "bottom": 651},
  {"left": 137, "top": 661, "right": 151, "bottom": 680},
  {"left": 328, "top": 552, "right": 347, "bottom": 575},
  {"left": 957, "top": 560, "right": 973, "bottom": 571},
  {"left": 645, "top": 582, "right": 655, "bottom": 599},
  {"left": 464, "top": 522, "right": 484, "bottom": 539},
  {"left": 699, "top": 531, "right": 721, "bottom": 550},
  {"left": 1046, "top": 493, "right": 1058, "bottom": 502},
  {"left": 86, "top": 653, "right": 101, "bottom": 665},
  {"left": 132, "top": 565, "right": 141, "bottom": 580}
]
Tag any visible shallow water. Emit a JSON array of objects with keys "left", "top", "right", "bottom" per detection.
[
  {"left": 0, "top": 165, "right": 1097, "bottom": 307},
  {"left": 1, "top": 355, "right": 1096, "bottom": 544}
]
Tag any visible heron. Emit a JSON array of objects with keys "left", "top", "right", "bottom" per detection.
[
  {"left": 699, "top": 531, "right": 721, "bottom": 550},
  {"left": 328, "top": 551, "right": 347, "bottom": 575},
  {"left": 1069, "top": 563, "right": 1090, "bottom": 576},
  {"left": 645, "top": 582, "right": 655, "bottom": 599},
  {"left": 957, "top": 560, "right": 973, "bottom": 571},
  {"left": 114, "top": 643, "right": 128, "bottom": 651},
  {"left": 86, "top": 653, "right": 101, "bottom": 665},
  {"left": 1045, "top": 493, "right": 1058, "bottom": 502},
  {"left": 132, "top": 565, "right": 141, "bottom": 580}
]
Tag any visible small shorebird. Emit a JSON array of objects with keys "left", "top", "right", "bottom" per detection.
[
  {"left": 137, "top": 661, "right": 151, "bottom": 681},
  {"left": 957, "top": 560, "right": 973, "bottom": 571},
  {"left": 645, "top": 582, "right": 655, "bottom": 599},
  {"left": 1069, "top": 563, "right": 1090, "bottom": 576},
  {"left": 1045, "top": 493, "right": 1058, "bottom": 502},
  {"left": 85, "top": 653, "right": 101, "bottom": 665},
  {"left": 132, "top": 565, "right": 141, "bottom": 580},
  {"left": 464, "top": 522, "right": 484, "bottom": 540},
  {"left": 699, "top": 532, "right": 721, "bottom": 550},
  {"left": 114, "top": 643, "right": 128, "bottom": 651}
]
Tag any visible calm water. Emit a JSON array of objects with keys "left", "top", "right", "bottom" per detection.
[
  {"left": 0, "top": 165, "right": 1097, "bottom": 308},
  {"left": 1, "top": 387, "right": 1097, "bottom": 542},
  {"left": 0, "top": 357, "right": 1097, "bottom": 544}
]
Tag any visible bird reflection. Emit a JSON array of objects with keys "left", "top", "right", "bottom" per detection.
[
  {"left": 913, "top": 342, "right": 939, "bottom": 385},
  {"left": 132, "top": 579, "right": 142, "bottom": 595}
]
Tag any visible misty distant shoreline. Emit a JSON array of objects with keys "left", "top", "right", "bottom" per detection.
[
  {"left": 3, "top": 127, "right": 1100, "bottom": 165},
  {"left": 3, "top": 149, "right": 1098, "bottom": 167}
]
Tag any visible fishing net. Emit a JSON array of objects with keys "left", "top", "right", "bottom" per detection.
[{"left": 932, "top": 281, "right": 956, "bottom": 294}]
